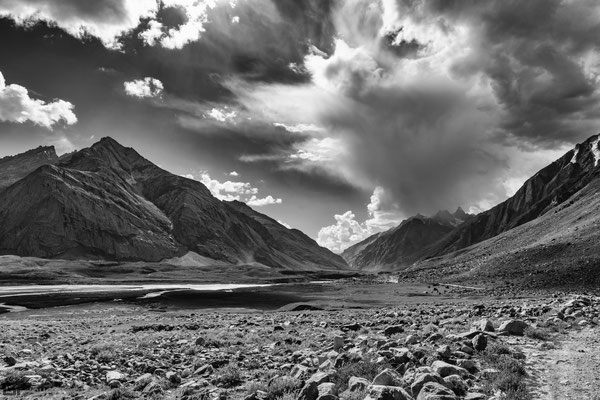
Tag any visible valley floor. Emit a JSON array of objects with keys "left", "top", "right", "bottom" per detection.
[{"left": 0, "top": 284, "right": 598, "bottom": 400}]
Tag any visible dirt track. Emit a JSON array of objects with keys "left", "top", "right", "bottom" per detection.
[{"left": 518, "top": 327, "right": 600, "bottom": 400}]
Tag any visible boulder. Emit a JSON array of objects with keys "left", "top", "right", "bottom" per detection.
[
  {"left": 416, "top": 382, "right": 457, "bottom": 400},
  {"left": 410, "top": 373, "right": 445, "bottom": 397},
  {"left": 443, "top": 375, "right": 468, "bottom": 396},
  {"left": 477, "top": 319, "right": 495, "bottom": 332},
  {"left": 498, "top": 320, "right": 528, "bottom": 336},
  {"left": 298, "top": 372, "right": 333, "bottom": 400},
  {"left": 372, "top": 368, "right": 404, "bottom": 386},
  {"left": 431, "top": 361, "right": 469, "bottom": 378}
]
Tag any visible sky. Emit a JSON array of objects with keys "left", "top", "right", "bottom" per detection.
[{"left": 1, "top": 0, "right": 600, "bottom": 253}]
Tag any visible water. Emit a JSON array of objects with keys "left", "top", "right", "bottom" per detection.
[{"left": 0, "top": 283, "right": 275, "bottom": 298}]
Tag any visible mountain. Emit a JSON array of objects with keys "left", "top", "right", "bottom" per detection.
[
  {"left": 0, "top": 145, "right": 58, "bottom": 190},
  {"left": 405, "top": 167, "right": 600, "bottom": 288},
  {"left": 342, "top": 208, "right": 470, "bottom": 270},
  {"left": 0, "top": 137, "right": 347, "bottom": 270},
  {"left": 346, "top": 133, "right": 600, "bottom": 283},
  {"left": 425, "top": 134, "right": 600, "bottom": 258}
]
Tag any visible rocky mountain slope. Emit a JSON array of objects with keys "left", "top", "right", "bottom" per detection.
[
  {"left": 342, "top": 209, "right": 470, "bottom": 270},
  {"left": 425, "top": 134, "right": 600, "bottom": 258},
  {"left": 345, "top": 134, "right": 600, "bottom": 275},
  {"left": 0, "top": 137, "right": 347, "bottom": 270},
  {"left": 0, "top": 145, "right": 58, "bottom": 190}
]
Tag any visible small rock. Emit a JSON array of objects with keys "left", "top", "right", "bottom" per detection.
[
  {"left": 348, "top": 376, "right": 370, "bottom": 392},
  {"left": 472, "top": 334, "right": 487, "bottom": 352},
  {"left": 384, "top": 326, "right": 404, "bottom": 336},
  {"left": 105, "top": 371, "right": 125, "bottom": 383},
  {"left": 365, "top": 385, "right": 413, "bottom": 400},
  {"left": 417, "top": 382, "right": 457, "bottom": 400},
  {"left": 333, "top": 336, "right": 344, "bottom": 351}
]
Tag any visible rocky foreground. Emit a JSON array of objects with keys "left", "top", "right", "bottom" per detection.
[{"left": 0, "top": 294, "right": 598, "bottom": 400}]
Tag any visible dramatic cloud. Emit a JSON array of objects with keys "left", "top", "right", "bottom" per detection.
[
  {"left": 0, "top": 0, "right": 156, "bottom": 49},
  {"left": 210, "top": 0, "right": 600, "bottom": 248},
  {"left": 0, "top": 0, "right": 235, "bottom": 50},
  {"left": 0, "top": 71, "right": 77, "bottom": 129},
  {"left": 123, "top": 77, "right": 164, "bottom": 98},
  {"left": 185, "top": 171, "right": 282, "bottom": 207}
]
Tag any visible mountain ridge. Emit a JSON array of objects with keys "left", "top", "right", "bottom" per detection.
[{"left": 0, "top": 137, "right": 347, "bottom": 270}]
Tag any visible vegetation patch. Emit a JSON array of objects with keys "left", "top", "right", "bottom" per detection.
[{"left": 480, "top": 344, "right": 531, "bottom": 400}]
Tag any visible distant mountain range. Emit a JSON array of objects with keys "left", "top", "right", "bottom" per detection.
[
  {"left": 343, "top": 134, "right": 600, "bottom": 280},
  {"left": 342, "top": 208, "right": 472, "bottom": 270},
  {"left": 2, "top": 134, "right": 599, "bottom": 284},
  {"left": 0, "top": 137, "right": 347, "bottom": 270}
]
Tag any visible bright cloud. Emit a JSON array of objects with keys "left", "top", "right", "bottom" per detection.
[
  {"left": 0, "top": 71, "right": 77, "bottom": 129},
  {"left": 123, "top": 77, "right": 164, "bottom": 98},
  {"left": 138, "top": 0, "right": 218, "bottom": 49},
  {"left": 0, "top": 0, "right": 238, "bottom": 50},
  {"left": 0, "top": 0, "right": 157, "bottom": 49},
  {"left": 317, "top": 186, "right": 403, "bottom": 253},
  {"left": 247, "top": 195, "right": 282, "bottom": 206},
  {"left": 206, "top": 107, "right": 237, "bottom": 123},
  {"left": 184, "top": 171, "right": 282, "bottom": 207}
]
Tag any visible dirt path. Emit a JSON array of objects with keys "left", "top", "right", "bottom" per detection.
[{"left": 512, "top": 327, "right": 600, "bottom": 399}]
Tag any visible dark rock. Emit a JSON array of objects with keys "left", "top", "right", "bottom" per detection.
[
  {"left": 384, "top": 326, "right": 404, "bottom": 336},
  {"left": 498, "top": 320, "right": 528, "bottom": 336},
  {"left": 472, "top": 334, "right": 487, "bottom": 352}
]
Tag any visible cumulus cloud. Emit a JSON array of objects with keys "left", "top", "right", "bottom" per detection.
[
  {"left": 138, "top": 0, "right": 219, "bottom": 49},
  {"left": 184, "top": 171, "right": 282, "bottom": 207},
  {"left": 317, "top": 186, "right": 403, "bottom": 252},
  {"left": 247, "top": 195, "right": 282, "bottom": 206},
  {"left": 123, "top": 77, "right": 164, "bottom": 98},
  {"left": 0, "top": 71, "right": 77, "bottom": 129}
]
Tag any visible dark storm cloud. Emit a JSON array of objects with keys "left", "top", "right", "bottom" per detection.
[
  {"left": 411, "top": 0, "right": 600, "bottom": 145},
  {"left": 303, "top": 0, "right": 600, "bottom": 249}
]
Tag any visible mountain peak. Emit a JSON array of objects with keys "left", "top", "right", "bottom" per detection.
[
  {"left": 453, "top": 206, "right": 468, "bottom": 219},
  {"left": 92, "top": 136, "right": 128, "bottom": 151},
  {"left": 0, "top": 145, "right": 59, "bottom": 190}
]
